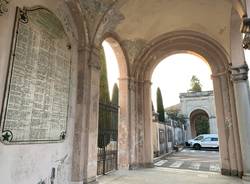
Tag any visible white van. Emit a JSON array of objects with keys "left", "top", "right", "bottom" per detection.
[{"left": 187, "top": 134, "right": 219, "bottom": 150}]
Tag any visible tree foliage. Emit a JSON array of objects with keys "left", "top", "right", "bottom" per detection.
[
  {"left": 189, "top": 75, "right": 202, "bottom": 92},
  {"left": 156, "top": 87, "right": 165, "bottom": 122},
  {"left": 195, "top": 115, "right": 210, "bottom": 136},
  {"left": 166, "top": 108, "right": 187, "bottom": 128}
]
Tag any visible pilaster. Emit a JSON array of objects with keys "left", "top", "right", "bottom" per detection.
[
  {"left": 117, "top": 77, "right": 130, "bottom": 169},
  {"left": 212, "top": 73, "right": 234, "bottom": 176},
  {"left": 231, "top": 9, "right": 249, "bottom": 179},
  {"left": 128, "top": 79, "right": 153, "bottom": 169},
  {"left": 71, "top": 46, "right": 100, "bottom": 184},
  {"left": 230, "top": 64, "right": 250, "bottom": 180},
  {"left": 142, "top": 80, "right": 154, "bottom": 167}
]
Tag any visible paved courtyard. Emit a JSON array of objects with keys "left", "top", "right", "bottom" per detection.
[
  {"left": 97, "top": 168, "right": 245, "bottom": 184},
  {"left": 154, "top": 148, "right": 220, "bottom": 172},
  {"left": 97, "top": 148, "right": 249, "bottom": 184}
]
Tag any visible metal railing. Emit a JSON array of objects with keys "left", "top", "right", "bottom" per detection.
[{"left": 97, "top": 102, "right": 118, "bottom": 175}]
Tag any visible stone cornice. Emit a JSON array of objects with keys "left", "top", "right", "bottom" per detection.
[
  {"left": 0, "top": 0, "right": 9, "bottom": 16},
  {"left": 179, "top": 91, "right": 214, "bottom": 98},
  {"left": 230, "top": 63, "right": 249, "bottom": 82}
]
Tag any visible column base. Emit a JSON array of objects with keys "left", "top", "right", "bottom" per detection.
[
  {"left": 72, "top": 176, "right": 97, "bottom": 184},
  {"left": 221, "top": 168, "right": 243, "bottom": 177},
  {"left": 243, "top": 173, "right": 250, "bottom": 181},
  {"left": 85, "top": 177, "right": 98, "bottom": 184},
  {"left": 221, "top": 168, "right": 231, "bottom": 176},
  {"left": 129, "top": 162, "right": 154, "bottom": 170},
  {"left": 72, "top": 181, "right": 98, "bottom": 184}
]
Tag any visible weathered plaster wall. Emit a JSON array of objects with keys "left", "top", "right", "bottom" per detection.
[{"left": 0, "top": 1, "right": 78, "bottom": 183}]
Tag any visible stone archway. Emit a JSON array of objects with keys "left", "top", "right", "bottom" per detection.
[
  {"left": 179, "top": 90, "right": 218, "bottom": 139},
  {"left": 190, "top": 109, "right": 210, "bottom": 137},
  {"left": 101, "top": 36, "right": 130, "bottom": 169},
  {"left": 131, "top": 30, "right": 243, "bottom": 176}
]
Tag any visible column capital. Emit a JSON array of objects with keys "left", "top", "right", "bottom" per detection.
[
  {"left": 211, "top": 71, "right": 228, "bottom": 79},
  {"left": 241, "top": 17, "right": 250, "bottom": 33},
  {"left": 78, "top": 45, "right": 91, "bottom": 53},
  {"left": 0, "top": 0, "right": 9, "bottom": 16},
  {"left": 230, "top": 63, "right": 249, "bottom": 82},
  {"left": 88, "top": 46, "right": 102, "bottom": 70},
  {"left": 143, "top": 80, "right": 152, "bottom": 85},
  {"left": 241, "top": 17, "right": 250, "bottom": 49},
  {"left": 118, "top": 77, "right": 132, "bottom": 81},
  {"left": 243, "top": 33, "right": 250, "bottom": 50},
  {"left": 125, "top": 78, "right": 152, "bottom": 91}
]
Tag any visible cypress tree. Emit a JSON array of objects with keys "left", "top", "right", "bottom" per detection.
[
  {"left": 98, "top": 48, "right": 111, "bottom": 148},
  {"left": 111, "top": 83, "right": 119, "bottom": 132},
  {"left": 111, "top": 83, "right": 119, "bottom": 105},
  {"left": 99, "top": 48, "right": 110, "bottom": 103},
  {"left": 156, "top": 87, "right": 165, "bottom": 122}
]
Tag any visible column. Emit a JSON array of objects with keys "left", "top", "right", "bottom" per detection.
[
  {"left": 128, "top": 78, "right": 137, "bottom": 169},
  {"left": 143, "top": 80, "right": 153, "bottom": 167},
  {"left": 186, "top": 119, "right": 192, "bottom": 140},
  {"left": 129, "top": 79, "right": 153, "bottom": 169},
  {"left": 84, "top": 47, "right": 100, "bottom": 183},
  {"left": 71, "top": 47, "right": 100, "bottom": 184},
  {"left": 231, "top": 9, "right": 250, "bottom": 179},
  {"left": 209, "top": 116, "right": 217, "bottom": 134},
  {"left": 118, "top": 78, "right": 130, "bottom": 169},
  {"left": 231, "top": 64, "right": 250, "bottom": 181},
  {"left": 212, "top": 75, "right": 231, "bottom": 175}
]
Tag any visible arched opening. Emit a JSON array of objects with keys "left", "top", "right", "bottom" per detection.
[
  {"left": 132, "top": 31, "right": 243, "bottom": 176},
  {"left": 190, "top": 109, "right": 210, "bottom": 137},
  {"left": 151, "top": 51, "right": 220, "bottom": 172},
  {"left": 97, "top": 37, "right": 129, "bottom": 175},
  {"left": 151, "top": 52, "right": 216, "bottom": 155}
]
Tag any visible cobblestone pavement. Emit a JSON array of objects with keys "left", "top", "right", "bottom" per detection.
[{"left": 154, "top": 148, "right": 220, "bottom": 173}]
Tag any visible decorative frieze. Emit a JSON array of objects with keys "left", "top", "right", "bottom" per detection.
[
  {"left": 230, "top": 64, "right": 249, "bottom": 82},
  {"left": 0, "top": 0, "right": 9, "bottom": 16}
]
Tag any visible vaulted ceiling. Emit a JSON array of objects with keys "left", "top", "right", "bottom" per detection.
[
  {"left": 115, "top": 0, "right": 232, "bottom": 51},
  {"left": 77, "top": 0, "right": 245, "bottom": 55}
]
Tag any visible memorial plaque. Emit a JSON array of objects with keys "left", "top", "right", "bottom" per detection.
[{"left": 1, "top": 8, "right": 71, "bottom": 143}]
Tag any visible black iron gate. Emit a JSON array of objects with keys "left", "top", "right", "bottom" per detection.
[{"left": 97, "top": 102, "right": 118, "bottom": 175}]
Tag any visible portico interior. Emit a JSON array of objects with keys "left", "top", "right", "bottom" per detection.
[{"left": 0, "top": 0, "right": 250, "bottom": 183}]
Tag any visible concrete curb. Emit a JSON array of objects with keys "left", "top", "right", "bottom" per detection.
[
  {"left": 153, "top": 146, "right": 184, "bottom": 163},
  {"left": 153, "top": 151, "right": 174, "bottom": 163}
]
